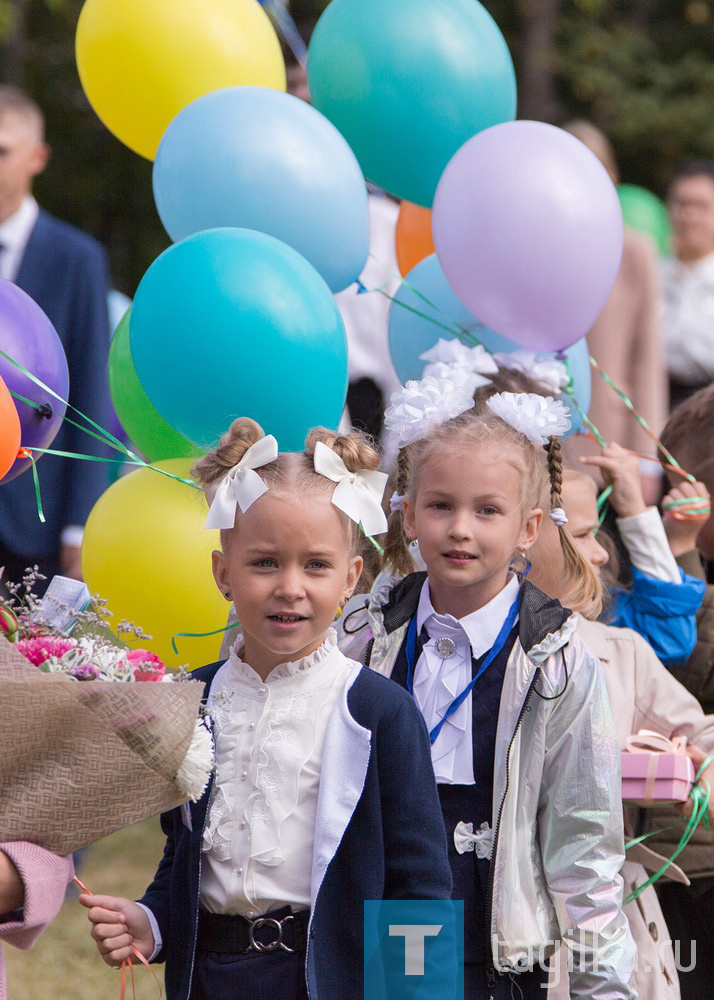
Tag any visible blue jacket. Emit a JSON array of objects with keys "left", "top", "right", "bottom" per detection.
[
  {"left": 0, "top": 209, "right": 110, "bottom": 557},
  {"left": 611, "top": 566, "right": 706, "bottom": 667},
  {"left": 139, "top": 657, "right": 453, "bottom": 1000}
]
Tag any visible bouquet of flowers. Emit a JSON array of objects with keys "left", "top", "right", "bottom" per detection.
[{"left": 0, "top": 569, "right": 214, "bottom": 854}]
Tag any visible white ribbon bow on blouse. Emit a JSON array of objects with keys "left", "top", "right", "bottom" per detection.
[
  {"left": 453, "top": 820, "right": 493, "bottom": 859},
  {"left": 204, "top": 435, "right": 279, "bottom": 529},
  {"left": 313, "top": 441, "right": 389, "bottom": 537}
]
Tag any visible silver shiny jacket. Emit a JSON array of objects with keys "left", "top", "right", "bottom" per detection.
[{"left": 339, "top": 574, "right": 637, "bottom": 999}]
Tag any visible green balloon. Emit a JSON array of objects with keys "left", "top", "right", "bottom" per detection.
[
  {"left": 109, "top": 308, "right": 203, "bottom": 462},
  {"left": 308, "top": 0, "right": 516, "bottom": 208},
  {"left": 617, "top": 184, "right": 672, "bottom": 256}
]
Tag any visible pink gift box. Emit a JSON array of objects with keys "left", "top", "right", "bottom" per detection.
[{"left": 621, "top": 750, "right": 695, "bottom": 806}]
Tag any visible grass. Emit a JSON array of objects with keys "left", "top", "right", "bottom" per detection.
[{"left": 5, "top": 817, "right": 167, "bottom": 1000}]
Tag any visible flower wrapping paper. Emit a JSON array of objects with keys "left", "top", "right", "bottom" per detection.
[{"left": 0, "top": 639, "right": 210, "bottom": 853}]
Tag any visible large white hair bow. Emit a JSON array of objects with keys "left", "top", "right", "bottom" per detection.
[
  {"left": 204, "top": 435, "right": 279, "bottom": 529},
  {"left": 313, "top": 442, "right": 388, "bottom": 536},
  {"left": 384, "top": 376, "right": 475, "bottom": 450},
  {"left": 491, "top": 350, "right": 569, "bottom": 395},
  {"left": 486, "top": 392, "right": 571, "bottom": 446},
  {"left": 420, "top": 338, "right": 497, "bottom": 396}
]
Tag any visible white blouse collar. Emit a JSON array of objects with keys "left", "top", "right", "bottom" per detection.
[
  {"left": 416, "top": 575, "right": 520, "bottom": 661},
  {"left": 227, "top": 628, "right": 339, "bottom": 686}
]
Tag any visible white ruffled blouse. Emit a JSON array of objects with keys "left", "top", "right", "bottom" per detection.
[{"left": 200, "top": 629, "right": 354, "bottom": 917}]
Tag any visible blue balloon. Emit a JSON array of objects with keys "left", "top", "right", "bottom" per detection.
[
  {"left": 153, "top": 87, "right": 369, "bottom": 294},
  {"left": 388, "top": 254, "right": 591, "bottom": 436},
  {"left": 388, "top": 254, "right": 515, "bottom": 382},
  {"left": 131, "top": 228, "right": 348, "bottom": 451}
]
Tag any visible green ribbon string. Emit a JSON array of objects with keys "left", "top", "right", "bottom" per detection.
[
  {"left": 367, "top": 535, "right": 385, "bottom": 556},
  {"left": 589, "top": 359, "right": 696, "bottom": 484},
  {"left": 30, "top": 446, "right": 200, "bottom": 490},
  {"left": 0, "top": 347, "right": 141, "bottom": 463},
  {"left": 596, "top": 484, "right": 614, "bottom": 531},
  {"left": 624, "top": 752, "right": 713, "bottom": 904},
  {"left": 26, "top": 452, "right": 45, "bottom": 524},
  {"left": 172, "top": 620, "right": 241, "bottom": 657}
]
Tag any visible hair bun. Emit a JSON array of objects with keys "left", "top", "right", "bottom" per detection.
[
  {"left": 304, "top": 427, "right": 381, "bottom": 475},
  {"left": 193, "top": 417, "right": 265, "bottom": 487}
]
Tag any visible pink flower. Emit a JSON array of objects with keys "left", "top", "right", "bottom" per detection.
[
  {"left": 16, "top": 635, "right": 77, "bottom": 666},
  {"left": 127, "top": 649, "right": 166, "bottom": 682}
]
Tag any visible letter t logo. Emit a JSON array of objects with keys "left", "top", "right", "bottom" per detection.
[{"left": 389, "top": 924, "right": 443, "bottom": 975}]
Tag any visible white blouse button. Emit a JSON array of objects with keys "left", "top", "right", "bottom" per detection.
[
  {"left": 258, "top": 686, "right": 266, "bottom": 696},
  {"left": 248, "top": 722, "right": 255, "bottom": 731},
  {"left": 239, "top": 820, "right": 246, "bottom": 830},
  {"left": 241, "top": 770, "right": 248, "bottom": 781},
  {"left": 237, "top": 867, "right": 243, "bottom": 877}
]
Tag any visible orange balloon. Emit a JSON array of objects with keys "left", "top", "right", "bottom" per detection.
[
  {"left": 395, "top": 201, "right": 435, "bottom": 276},
  {"left": 0, "top": 375, "right": 20, "bottom": 480}
]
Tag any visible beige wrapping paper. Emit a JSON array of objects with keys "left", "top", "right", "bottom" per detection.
[{"left": 0, "top": 639, "right": 210, "bottom": 853}]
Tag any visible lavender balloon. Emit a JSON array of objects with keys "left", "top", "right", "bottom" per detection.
[
  {"left": 433, "top": 121, "right": 624, "bottom": 352},
  {"left": 0, "top": 279, "right": 68, "bottom": 483}
]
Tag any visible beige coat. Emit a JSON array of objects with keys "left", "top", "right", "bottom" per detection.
[
  {"left": 564, "top": 229, "right": 667, "bottom": 467},
  {"left": 550, "top": 618, "right": 714, "bottom": 1000}
]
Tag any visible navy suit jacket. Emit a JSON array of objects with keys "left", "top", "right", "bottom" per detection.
[
  {"left": 140, "top": 660, "right": 453, "bottom": 1000},
  {"left": 0, "top": 208, "right": 111, "bottom": 557}
]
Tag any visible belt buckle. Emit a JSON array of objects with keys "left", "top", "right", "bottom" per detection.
[{"left": 249, "top": 914, "right": 295, "bottom": 953}]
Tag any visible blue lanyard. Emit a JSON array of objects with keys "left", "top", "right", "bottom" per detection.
[{"left": 405, "top": 596, "right": 520, "bottom": 745}]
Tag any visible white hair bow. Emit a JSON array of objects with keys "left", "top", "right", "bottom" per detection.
[
  {"left": 204, "top": 435, "right": 279, "bottom": 529},
  {"left": 313, "top": 441, "right": 389, "bottom": 536},
  {"left": 486, "top": 392, "right": 571, "bottom": 446}
]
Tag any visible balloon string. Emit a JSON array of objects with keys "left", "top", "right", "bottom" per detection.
[
  {"left": 0, "top": 347, "right": 142, "bottom": 463},
  {"left": 72, "top": 876, "right": 163, "bottom": 1000},
  {"left": 172, "top": 620, "right": 241, "bottom": 657},
  {"left": 588, "top": 357, "right": 696, "bottom": 484},
  {"left": 29, "top": 446, "right": 200, "bottom": 490},
  {"left": 20, "top": 449, "right": 45, "bottom": 524},
  {"left": 263, "top": 0, "right": 308, "bottom": 67}
]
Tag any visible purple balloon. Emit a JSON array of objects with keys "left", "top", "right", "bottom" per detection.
[
  {"left": 432, "top": 121, "right": 624, "bottom": 352},
  {"left": 0, "top": 279, "right": 68, "bottom": 483}
]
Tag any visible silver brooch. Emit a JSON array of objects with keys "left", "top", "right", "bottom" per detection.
[{"left": 434, "top": 637, "right": 457, "bottom": 659}]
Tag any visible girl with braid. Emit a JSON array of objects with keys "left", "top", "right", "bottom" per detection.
[{"left": 339, "top": 380, "right": 636, "bottom": 1000}]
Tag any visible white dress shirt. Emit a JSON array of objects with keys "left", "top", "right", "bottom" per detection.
[
  {"left": 413, "top": 575, "right": 520, "bottom": 785},
  {"left": 661, "top": 251, "right": 714, "bottom": 384},
  {"left": 0, "top": 196, "right": 38, "bottom": 281}
]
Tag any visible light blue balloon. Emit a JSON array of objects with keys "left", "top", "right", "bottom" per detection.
[
  {"left": 131, "top": 228, "right": 348, "bottom": 451},
  {"left": 388, "top": 254, "right": 591, "bottom": 436},
  {"left": 308, "top": 0, "right": 516, "bottom": 207},
  {"left": 388, "top": 254, "right": 516, "bottom": 382},
  {"left": 153, "top": 87, "right": 369, "bottom": 293}
]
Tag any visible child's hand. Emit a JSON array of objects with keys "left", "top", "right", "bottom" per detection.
[
  {"left": 580, "top": 442, "right": 647, "bottom": 519},
  {"left": 676, "top": 745, "right": 714, "bottom": 824},
  {"left": 662, "top": 480, "right": 711, "bottom": 557},
  {"left": 79, "top": 893, "right": 154, "bottom": 968}
]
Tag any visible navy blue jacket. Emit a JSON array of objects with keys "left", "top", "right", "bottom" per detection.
[
  {"left": 0, "top": 209, "right": 110, "bottom": 557},
  {"left": 139, "top": 659, "right": 453, "bottom": 1000}
]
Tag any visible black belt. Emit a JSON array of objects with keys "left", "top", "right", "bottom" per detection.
[{"left": 197, "top": 906, "right": 309, "bottom": 955}]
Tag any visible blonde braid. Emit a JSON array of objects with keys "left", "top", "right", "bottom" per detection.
[
  {"left": 545, "top": 436, "right": 603, "bottom": 619},
  {"left": 383, "top": 446, "right": 417, "bottom": 578}
]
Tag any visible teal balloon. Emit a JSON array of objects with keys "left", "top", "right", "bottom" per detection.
[
  {"left": 388, "top": 254, "right": 590, "bottom": 436},
  {"left": 307, "top": 0, "right": 516, "bottom": 208},
  {"left": 618, "top": 184, "right": 671, "bottom": 256},
  {"left": 131, "top": 229, "right": 348, "bottom": 451}
]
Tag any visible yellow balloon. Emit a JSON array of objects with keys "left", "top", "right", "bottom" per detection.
[
  {"left": 76, "top": 0, "right": 286, "bottom": 160},
  {"left": 82, "top": 459, "right": 229, "bottom": 669}
]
